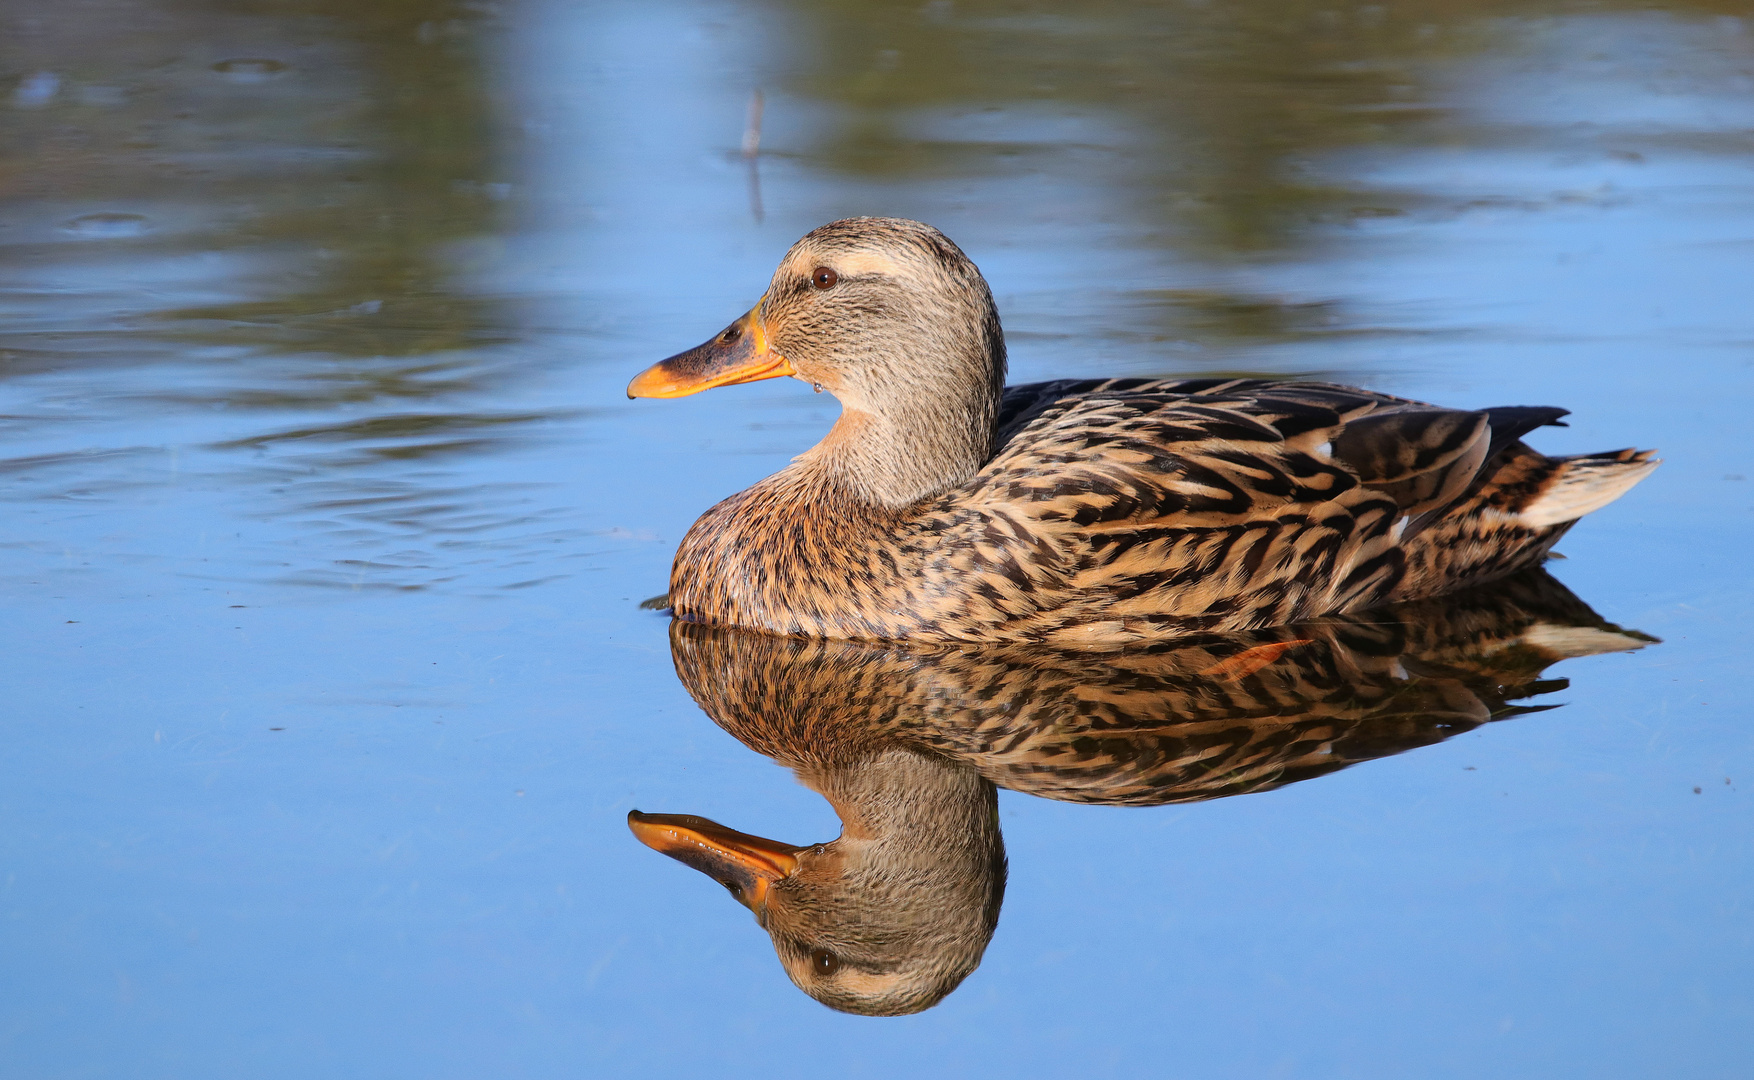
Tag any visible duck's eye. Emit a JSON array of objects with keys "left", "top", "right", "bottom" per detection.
[
  {"left": 811, "top": 267, "right": 838, "bottom": 290},
  {"left": 809, "top": 948, "right": 840, "bottom": 976}
]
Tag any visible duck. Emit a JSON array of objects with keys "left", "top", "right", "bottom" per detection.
[
  {"left": 629, "top": 570, "right": 1653, "bottom": 1014},
  {"left": 628, "top": 217, "right": 1658, "bottom": 648}
]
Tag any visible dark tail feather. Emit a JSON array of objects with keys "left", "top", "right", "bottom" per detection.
[{"left": 1483, "top": 406, "right": 1570, "bottom": 462}]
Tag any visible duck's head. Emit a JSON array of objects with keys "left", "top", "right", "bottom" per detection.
[
  {"left": 627, "top": 747, "right": 1005, "bottom": 1016},
  {"left": 628, "top": 218, "right": 1008, "bottom": 506}
]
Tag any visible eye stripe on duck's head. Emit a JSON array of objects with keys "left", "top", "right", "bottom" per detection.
[
  {"left": 767, "top": 218, "right": 988, "bottom": 306},
  {"left": 757, "top": 217, "right": 1003, "bottom": 387}
]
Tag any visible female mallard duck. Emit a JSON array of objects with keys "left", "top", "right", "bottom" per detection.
[{"left": 629, "top": 218, "right": 1656, "bottom": 648}]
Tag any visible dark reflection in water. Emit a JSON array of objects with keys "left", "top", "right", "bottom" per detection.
[
  {"left": 0, "top": 0, "right": 635, "bottom": 595},
  {"left": 777, "top": 0, "right": 1752, "bottom": 256},
  {"left": 633, "top": 570, "right": 1651, "bottom": 1015},
  {"left": 10, "top": 0, "right": 600, "bottom": 462},
  {"left": 2, "top": 0, "right": 508, "bottom": 376}
]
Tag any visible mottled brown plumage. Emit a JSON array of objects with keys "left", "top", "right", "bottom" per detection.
[
  {"left": 636, "top": 571, "right": 1653, "bottom": 1015},
  {"left": 632, "top": 218, "right": 1658, "bottom": 647}
]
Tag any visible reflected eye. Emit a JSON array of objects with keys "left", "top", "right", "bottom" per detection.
[
  {"left": 811, "top": 267, "right": 838, "bottom": 290},
  {"left": 809, "top": 948, "right": 840, "bottom": 976}
]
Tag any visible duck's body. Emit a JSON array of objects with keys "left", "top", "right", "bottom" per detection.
[
  {"left": 633, "top": 219, "right": 1656, "bottom": 649},
  {"left": 672, "top": 374, "right": 1654, "bottom": 648}
]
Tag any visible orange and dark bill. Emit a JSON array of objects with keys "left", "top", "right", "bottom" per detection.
[
  {"left": 627, "top": 810, "right": 802, "bottom": 919},
  {"left": 626, "top": 304, "right": 795, "bottom": 399}
]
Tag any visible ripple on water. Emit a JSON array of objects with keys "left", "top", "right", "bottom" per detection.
[
  {"left": 59, "top": 212, "right": 152, "bottom": 239},
  {"left": 211, "top": 58, "right": 288, "bottom": 83}
]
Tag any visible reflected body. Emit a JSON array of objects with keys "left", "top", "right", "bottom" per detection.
[
  {"left": 631, "top": 571, "right": 1652, "bottom": 1014},
  {"left": 630, "top": 219, "right": 1656, "bottom": 648}
]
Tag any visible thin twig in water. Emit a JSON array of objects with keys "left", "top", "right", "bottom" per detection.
[
  {"left": 744, "top": 87, "right": 765, "bottom": 223},
  {"left": 742, "top": 87, "right": 764, "bottom": 158}
]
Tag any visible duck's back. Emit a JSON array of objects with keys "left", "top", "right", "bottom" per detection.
[
  {"left": 923, "top": 377, "right": 1655, "bottom": 647},
  {"left": 669, "top": 377, "right": 1655, "bottom": 648}
]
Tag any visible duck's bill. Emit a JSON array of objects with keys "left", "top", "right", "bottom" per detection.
[
  {"left": 627, "top": 810, "right": 802, "bottom": 919},
  {"left": 627, "top": 304, "right": 795, "bottom": 399}
]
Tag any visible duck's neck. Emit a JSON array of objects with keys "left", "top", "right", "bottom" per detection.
[
  {"left": 799, "top": 393, "right": 1000, "bottom": 511},
  {"left": 794, "top": 308, "right": 1007, "bottom": 509}
]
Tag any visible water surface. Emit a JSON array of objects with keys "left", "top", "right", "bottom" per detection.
[{"left": 2, "top": 1, "right": 1749, "bottom": 1076}]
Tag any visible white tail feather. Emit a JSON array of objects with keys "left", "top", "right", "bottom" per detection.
[{"left": 1518, "top": 452, "right": 1659, "bottom": 529}]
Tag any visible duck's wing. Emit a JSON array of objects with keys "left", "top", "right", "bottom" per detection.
[{"left": 963, "top": 378, "right": 1575, "bottom": 643}]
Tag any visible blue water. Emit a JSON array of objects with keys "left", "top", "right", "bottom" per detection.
[{"left": 2, "top": 1, "right": 1749, "bottom": 1076}]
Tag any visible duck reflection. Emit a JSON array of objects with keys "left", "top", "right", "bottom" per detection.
[{"left": 630, "top": 570, "right": 1651, "bottom": 1015}]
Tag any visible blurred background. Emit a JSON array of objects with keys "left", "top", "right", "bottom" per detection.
[{"left": 1, "top": 0, "right": 1750, "bottom": 1076}]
